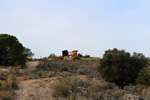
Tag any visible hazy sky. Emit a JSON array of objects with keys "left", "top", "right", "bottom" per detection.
[{"left": 0, "top": 0, "right": 150, "bottom": 58}]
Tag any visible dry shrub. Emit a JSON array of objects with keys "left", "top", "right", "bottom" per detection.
[
  {"left": 142, "top": 89, "right": 148, "bottom": 97},
  {"left": 145, "top": 92, "right": 150, "bottom": 100},
  {"left": 52, "top": 77, "right": 71, "bottom": 97},
  {"left": 1, "top": 81, "right": 9, "bottom": 90},
  {"left": 1, "top": 95, "right": 13, "bottom": 100},
  {"left": 78, "top": 97, "right": 87, "bottom": 100},
  {"left": 77, "top": 69, "right": 90, "bottom": 75},
  {"left": 89, "top": 81, "right": 109, "bottom": 100},
  {"left": 52, "top": 76, "right": 89, "bottom": 99},
  {"left": 88, "top": 80, "right": 125, "bottom": 100},
  {"left": 141, "top": 88, "right": 150, "bottom": 100},
  {"left": 0, "top": 70, "right": 16, "bottom": 100},
  {"left": 110, "top": 90, "right": 124, "bottom": 99},
  {"left": 7, "top": 76, "right": 18, "bottom": 89},
  {"left": 0, "top": 91, "right": 14, "bottom": 100},
  {"left": 7, "top": 76, "right": 13, "bottom": 88},
  {"left": 90, "top": 80, "right": 114, "bottom": 92},
  {"left": 124, "top": 84, "right": 145, "bottom": 95}
]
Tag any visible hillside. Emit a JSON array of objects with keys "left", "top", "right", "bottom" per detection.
[{"left": 0, "top": 58, "right": 149, "bottom": 100}]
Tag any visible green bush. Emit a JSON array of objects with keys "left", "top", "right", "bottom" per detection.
[
  {"left": 136, "top": 70, "right": 150, "bottom": 86},
  {"left": 98, "top": 48, "right": 148, "bottom": 88},
  {"left": 73, "top": 56, "right": 81, "bottom": 60},
  {"left": 83, "top": 55, "right": 90, "bottom": 58},
  {"left": 61, "top": 67, "right": 69, "bottom": 71},
  {"left": 48, "top": 53, "right": 57, "bottom": 58}
]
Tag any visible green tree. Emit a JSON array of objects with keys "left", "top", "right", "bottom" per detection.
[
  {"left": 48, "top": 53, "right": 57, "bottom": 58},
  {"left": 98, "top": 48, "right": 148, "bottom": 88},
  {"left": 0, "top": 34, "right": 34, "bottom": 66},
  {"left": 23, "top": 47, "right": 34, "bottom": 59},
  {"left": 136, "top": 70, "right": 150, "bottom": 87}
]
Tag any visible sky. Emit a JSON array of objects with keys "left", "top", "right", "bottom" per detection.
[{"left": 0, "top": 0, "right": 150, "bottom": 58}]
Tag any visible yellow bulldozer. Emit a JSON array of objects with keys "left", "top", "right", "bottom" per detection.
[{"left": 71, "top": 50, "right": 78, "bottom": 57}]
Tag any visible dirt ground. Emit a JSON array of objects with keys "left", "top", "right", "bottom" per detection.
[
  {"left": 15, "top": 61, "right": 53, "bottom": 100},
  {"left": 15, "top": 78, "right": 57, "bottom": 100}
]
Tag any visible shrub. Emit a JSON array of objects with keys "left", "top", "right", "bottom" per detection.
[
  {"left": 7, "top": 76, "right": 18, "bottom": 89},
  {"left": 98, "top": 48, "right": 148, "bottom": 88},
  {"left": 78, "top": 79, "right": 90, "bottom": 88},
  {"left": 1, "top": 94, "right": 13, "bottom": 100},
  {"left": 73, "top": 56, "right": 81, "bottom": 60},
  {"left": 83, "top": 55, "right": 90, "bottom": 58},
  {"left": 136, "top": 70, "right": 150, "bottom": 87},
  {"left": 52, "top": 78, "right": 71, "bottom": 97},
  {"left": 61, "top": 67, "right": 69, "bottom": 71},
  {"left": 52, "top": 77, "right": 87, "bottom": 98},
  {"left": 48, "top": 53, "right": 57, "bottom": 58}
]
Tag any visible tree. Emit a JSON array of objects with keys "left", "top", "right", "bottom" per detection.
[
  {"left": 48, "top": 53, "right": 57, "bottom": 58},
  {"left": 98, "top": 48, "right": 148, "bottom": 88},
  {"left": 0, "top": 34, "right": 34, "bottom": 66},
  {"left": 136, "top": 70, "right": 150, "bottom": 87},
  {"left": 23, "top": 47, "right": 34, "bottom": 59}
]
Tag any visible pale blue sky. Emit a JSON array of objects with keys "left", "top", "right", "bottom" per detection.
[{"left": 0, "top": 0, "right": 150, "bottom": 58}]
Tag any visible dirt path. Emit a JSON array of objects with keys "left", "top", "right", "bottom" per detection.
[{"left": 15, "top": 77, "right": 57, "bottom": 100}]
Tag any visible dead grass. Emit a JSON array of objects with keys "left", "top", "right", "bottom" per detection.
[
  {"left": 0, "top": 70, "right": 17, "bottom": 100},
  {"left": 0, "top": 91, "right": 14, "bottom": 100},
  {"left": 52, "top": 77, "right": 71, "bottom": 97},
  {"left": 88, "top": 80, "right": 125, "bottom": 100}
]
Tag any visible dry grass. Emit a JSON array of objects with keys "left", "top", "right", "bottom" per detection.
[
  {"left": 52, "top": 76, "right": 91, "bottom": 99},
  {"left": 52, "top": 77, "right": 71, "bottom": 97},
  {"left": 0, "top": 91, "right": 14, "bottom": 100},
  {"left": 0, "top": 70, "right": 17, "bottom": 100},
  {"left": 88, "top": 80, "right": 125, "bottom": 100},
  {"left": 0, "top": 81, "right": 14, "bottom": 100}
]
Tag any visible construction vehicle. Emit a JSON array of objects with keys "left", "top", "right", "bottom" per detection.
[
  {"left": 62, "top": 50, "right": 90, "bottom": 58},
  {"left": 71, "top": 50, "right": 78, "bottom": 57},
  {"left": 62, "top": 50, "right": 78, "bottom": 57}
]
